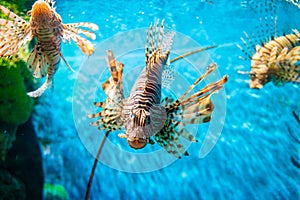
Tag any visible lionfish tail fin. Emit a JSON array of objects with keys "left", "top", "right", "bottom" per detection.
[
  {"left": 0, "top": 5, "right": 32, "bottom": 56},
  {"left": 27, "top": 76, "right": 52, "bottom": 98},
  {"left": 62, "top": 22, "right": 99, "bottom": 56}
]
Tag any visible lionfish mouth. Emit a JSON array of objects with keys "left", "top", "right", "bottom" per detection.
[
  {"left": 31, "top": 1, "right": 52, "bottom": 22},
  {"left": 127, "top": 138, "right": 147, "bottom": 149}
]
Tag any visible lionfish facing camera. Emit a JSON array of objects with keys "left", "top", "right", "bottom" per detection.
[
  {"left": 0, "top": 0, "right": 98, "bottom": 97},
  {"left": 88, "top": 20, "right": 228, "bottom": 158},
  {"left": 85, "top": 20, "right": 227, "bottom": 200},
  {"left": 238, "top": 0, "right": 300, "bottom": 89}
]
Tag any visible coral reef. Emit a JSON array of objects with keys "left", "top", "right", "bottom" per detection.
[
  {"left": 0, "top": 56, "right": 34, "bottom": 159},
  {"left": 0, "top": 1, "right": 43, "bottom": 199},
  {"left": 0, "top": 0, "right": 35, "bottom": 161}
]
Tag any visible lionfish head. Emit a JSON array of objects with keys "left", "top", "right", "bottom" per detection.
[
  {"left": 31, "top": 0, "right": 55, "bottom": 26},
  {"left": 126, "top": 125, "right": 150, "bottom": 149},
  {"left": 249, "top": 52, "right": 271, "bottom": 89},
  {"left": 118, "top": 129, "right": 148, "bottom": 149}
]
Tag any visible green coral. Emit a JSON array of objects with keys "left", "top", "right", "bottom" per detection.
[
  {"left": 0, "top": 0, "right": 32, "bottom": 21},
  {"left": 0, "top": 58, "right": 34, "bottom": 126},
  {"left": 0, "top": 0, "right": 35, "bottom": 160},
  {"left": 44, "top": 183, "right": 69, "bottom": 200},
  {"left": 0, "top": 57, "right": 34, "bottom": 159}
]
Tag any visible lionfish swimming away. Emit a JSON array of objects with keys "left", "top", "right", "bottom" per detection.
[
  {"left": 0, "top": 0, "right": 98, "bottom": 97},
  {"left": 238, "top": 0, "right": 300, "bottom": 89},
  {"left": 85, "top": 20, "right": 228, "bottom": 200}
]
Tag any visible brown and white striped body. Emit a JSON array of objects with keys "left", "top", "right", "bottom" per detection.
[{"left": 118, "top": 20, "right": 174, "bottom": 149}]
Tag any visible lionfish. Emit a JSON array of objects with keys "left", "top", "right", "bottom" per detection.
[
  {"left": 85, "top": 20, "right": 227, "bottom": 199},
  {"left": 238, "top": 0, "right": 300, "bottom": 89},
  {"left": 89, "top": 20, "right": 227, "bottom": 156},
  {"left": 0, "top": 0, "right": 98, "bottom": 97}
]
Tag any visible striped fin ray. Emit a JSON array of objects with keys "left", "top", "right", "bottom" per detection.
[
  {"left": 0, "top": 5, "right": 32, "bottom": 56},
  {"left": 145, "top": 20, "right": 175, "bottom": 71},
  {"left": 63, "top": 23, "right": 99, "bottom": 40},
  {"left": 237, "top": 0, "right": 278, "bottom": 60},
  {"left": 27, "top": 43, "right": 51, "bottom": 78},
  {"left": 89, "top": 102, "right": 124, "bottom": 131},
  {"left": 88, "top": 50, "right": 125, "bottom": 132},
  {"left": 237, "top": 31, "right": 256, "bottom": 60},
  {"left": 154, "top": 63, "right": 228, "bottom": 158},
  {"left": 62, "top": 22, "right": 98, "bottom": 56},
  {"left": 62, "top": 29, "right": 95, "bottom": 55}
]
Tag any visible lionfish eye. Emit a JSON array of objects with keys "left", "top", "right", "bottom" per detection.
[{"left": 249, "top": 72, "right": 256, "bottom": 79}]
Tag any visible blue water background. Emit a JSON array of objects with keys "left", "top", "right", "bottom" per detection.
[{"left": 32, "top": 0, "right": 300, "bottom": 199}]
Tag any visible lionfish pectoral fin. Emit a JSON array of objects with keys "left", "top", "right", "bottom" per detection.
[
  {"left": 153, "top": 107, "right": 197, "bottom": 158},
  {"left": 155, "top": 64, "right": 228, "bottom": 158},
  {"left": 106, "top": 50, "right": 124, "bottom": 84},
  {"left": 0, "top": 5, "right": 32, "bottom": 56},
  {"left": 153, "top": 124, "right": 193, "bottom": 158},
  {"left": 162, "top": 64, "right": 175, "bottom": 88},
  {"left": 88, "top": 50, "right": 125, "bottom": 132},
  {"left": 27, "top": 44, "right": 49, "bottom": 78},
  {"left": 180, "top": 96, "right": 213, "bottom": 124},
  {"left": 62, "top": 24, "right": 97, "bottom": 56},
  {"left": 102, "top": 50, "right": 125, "bottom": 97},
  {"left": 101, "top": 79, "right": 111, "bottom": 94},
  {"left": 63, "top": 23, "right": 98, "bottom": 40}
]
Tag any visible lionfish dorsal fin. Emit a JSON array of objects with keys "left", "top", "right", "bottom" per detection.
[
  {"left": 269, "top": 46, "right": 278, "bottom": 61},
  {"left": 276, "top": 47, "right": 289, "bottom": 60},
  {"left": 145, "top": 20, "right": 175, "bottom": 71}
]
